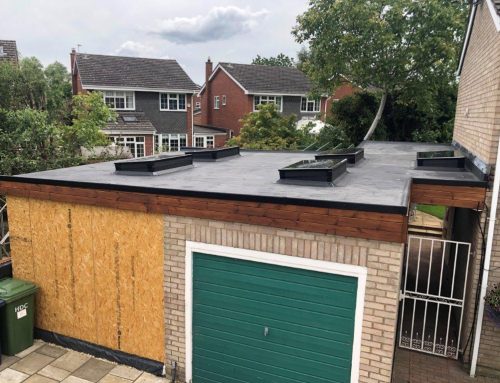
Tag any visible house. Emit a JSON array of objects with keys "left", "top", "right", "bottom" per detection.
[
  {"left": 70, "top": 50, "right": 199, "bottom": 157},
  {"left": 0, "top": 40, "right": 19, "bottom": 65},
  {"left": 198, "top": 59, "right": 335, "bottom": 138},
  {"left": 452, "top": 0, "right": 500, "bottom": 377}
]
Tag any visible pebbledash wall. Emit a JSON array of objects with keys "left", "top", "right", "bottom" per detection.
[
  {"left": 453, "top": 0, "right": 500, "bottom": 374},
  {"left": 163, "top": 216, "right": 404, "bottom": 383}
]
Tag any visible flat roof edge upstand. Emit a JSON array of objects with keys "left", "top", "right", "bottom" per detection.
[
  {"left": 114, "top": 154, "right": 193, "bottom": 176},
  {"left": 278, "top": 159, "right": 347, "bottom": 186}
]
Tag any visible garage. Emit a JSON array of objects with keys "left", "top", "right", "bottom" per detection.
[{"left": 185, "top": 243, "right": 367, "bottom": 383}]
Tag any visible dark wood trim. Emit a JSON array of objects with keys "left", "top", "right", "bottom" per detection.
[
  {"left": 0, "top": 181, "right": 407, "bottom": 243},
  {"left": 410, "top": 182, "right": 486, "bottom": 209}
]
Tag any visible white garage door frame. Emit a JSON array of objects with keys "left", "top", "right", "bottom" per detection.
[{"left": 185, "top": 241, "right": 368, "bottom": 383}]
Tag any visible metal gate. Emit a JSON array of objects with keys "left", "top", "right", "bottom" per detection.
[{"left": 399, "top": 235, "right": 471, "bottom": 359}]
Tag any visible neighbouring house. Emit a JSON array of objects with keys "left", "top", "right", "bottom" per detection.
[
  {"left": 70, "top": 50, "right": 199, "bottom": 157},
  {"left": 451, "top": 0, "right": 500, "bottom": 378},
  {"left": 198, "top": 59, "right": 342, "bottom": 138},
  {"left": 0, "top": 40, "right": 19, "bottom": 65}
]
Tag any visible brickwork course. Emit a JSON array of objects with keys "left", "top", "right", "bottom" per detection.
[{"left": 163, "top": 216, "right": 405, "bottom": 383}]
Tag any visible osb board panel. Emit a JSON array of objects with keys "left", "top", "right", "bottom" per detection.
[
  {"left": 411, "top": 183, "right": 486, "bottom": 209},
  {"left": 0, "top": 181, "right": 407, "bottom": 242},
  {"left": 6, "top": 196, "right": 165, "bottom": 362}
]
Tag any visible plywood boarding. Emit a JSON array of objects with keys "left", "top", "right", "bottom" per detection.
[
  {"left": 411, "top": 183, "right": 486, "bottom": 209},
  {"left": 0, "top": 181, "right": 407, "bottom": 242},
  {"left": 6, "top": 196, "right": 165, "bottom": 362}
]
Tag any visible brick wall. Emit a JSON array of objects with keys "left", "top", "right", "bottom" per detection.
[
  {"left": 163, "top": 216, "right": 404, "bottom": 383},
  {"left": 453, "top": 1, "right": 500, "bottom": 166},
  {"left": 201, "top": 69, "right": 252, "bottom": 135}
]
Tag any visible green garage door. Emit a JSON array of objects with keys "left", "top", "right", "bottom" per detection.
[{"left": 192, "top": 252, "right": 358, "bottom": 383}]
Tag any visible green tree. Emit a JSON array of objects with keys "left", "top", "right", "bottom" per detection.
[
  {"left": 62, "top": 91, "right": 115, "bottom": 154},
  {"left": 45, "top": 62, "right": 72, "bottom": 124},
  {"left": 0, "top": 62, "right": 25, "bottom": 110},
  {"left": 252, "top": 53, "right": 296, "bottom": 67},
  {"left": 227, "top": 104, "right": 311, "bottom": 150},
  {"left": 19, "top": 57, "right": 47, "bottom": 110},
  {"left": 293, "top": 0, "right": 468, "bottom": 140}
]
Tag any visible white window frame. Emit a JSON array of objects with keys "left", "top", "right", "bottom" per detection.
[
  {"left": 214, "top": 96, "right": 220, "bottom": 110},
  {"left": 194, "top": 135, "right": 214, "bottom": 148},
  {"left": 110, "top": 135, "right": 145, "bottom": 158},
  {"left": 222, "top": 95, "right": 227, "bottom": 106},
  {"left": 155, "top": 133, "right": 187, "bottom": 152},
  {"left": 184, "top": 241, "right": 367, "bottom": 383},
  {"left": 195, "top": 101, "right": 201, "bottom": 109},
  {"left": 301, "top": 97, "right": 321, "bottom": 113},
  {"left": 253, "top": 95, "right": 283, "bottom": 112},
  {"left": 0, "top": 46, "right": 5, "bottom": 57},
  {"left": 159, "top": 93, "right": 187, "bottom": 111},
  {"left": 103, "top": 91, "right": 135, "bottom": 110}
]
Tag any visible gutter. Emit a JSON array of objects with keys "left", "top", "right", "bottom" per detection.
[{"left": 469, "top": 136, "right": 500, "bottom": 377}]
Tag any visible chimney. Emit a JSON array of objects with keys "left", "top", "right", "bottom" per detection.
[
  {"left": 70, "top": 48, "right": 80, "bottom": 95},
  {"left": 205, "top": 57, "right": 213, "bottom": 83}
]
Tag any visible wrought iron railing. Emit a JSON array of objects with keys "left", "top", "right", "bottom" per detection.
[{"left": 0, "top": 196, "right": 10, "bottom": 261}]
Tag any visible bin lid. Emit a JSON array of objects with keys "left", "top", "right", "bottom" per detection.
[{"left": 0, "top": 278, "right": 38, "bottom": 304}]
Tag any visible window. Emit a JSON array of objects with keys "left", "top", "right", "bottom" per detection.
[
  {"left": 104, "top": 91, "right": 134, "bottom": 110},
  {"left": 253, "top": 95, "right": 282, "bottom": 112},
  {"left": 0, "top": 47, "right": 5, "bottom": 57},
  {"left": 301, "top": 97, "right": 320, "bottom": 112},
  {"left": 160, "top": 93, "right": 186, "bottom": 111},
  {"left": 214, "top": 96, "right": 220, "bottom": 109},
  {"left": 195, "top": 135, "right": 215, "bottom": 148},
  {"left": 222, "top": 95, "right": 227, "bottom": 106},
  {"left": 111, "top": 136, "right": 145, "bottom": 158},
  {"left": 195, "top": 101, "right": 201, "bottom": 109},
  {"left": 155, "top": 134, "right": 187, "bottom": 152}
]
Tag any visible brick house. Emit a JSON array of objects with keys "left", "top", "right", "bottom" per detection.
[
  {"left": 198, "top": 60, "right": 336, "bottom": 138},
  {"left": 0, "top": 40, "right": 19, "bottom": 65},
  {"left": 71, "top": 51, "right": 199, "bottom": 157},
  {"left": 452, "top": 0, "right": 500, "bottom": 377}
]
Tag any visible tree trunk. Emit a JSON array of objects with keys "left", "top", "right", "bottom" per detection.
[{"left": 363, "top": 91, "right": 387, "bottom": 141}]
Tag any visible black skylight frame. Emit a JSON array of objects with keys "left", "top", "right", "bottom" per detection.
[
  {"left": 114, "top": 154, "right": 193, "bottom": 175},
  {"left": 278, "top": 159, "right": 347, "bottom": 186},
  {"left": 315, "top": 148, "right": 365, "bottom": 164},
  {"left": 184, "top": 146, "right": 240, "bottom": 161},
  {"left": 416, "top": 150, "right": 466, "bottom": 170}
]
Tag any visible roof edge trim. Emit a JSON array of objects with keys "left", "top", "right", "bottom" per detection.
[{"left": 82, "top": 85, "right": 198, "bottom": 93}]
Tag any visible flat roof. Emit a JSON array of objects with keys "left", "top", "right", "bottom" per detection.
[{"left": 4, "top": 141, "right": 486, "bottom": 214}]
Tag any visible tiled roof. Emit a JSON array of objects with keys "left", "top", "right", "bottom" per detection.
[
  {"left": 0, "top": 40, "right": 18, "bottom": 64},
  {"left": 219, "top": 62, "right": 313, "bottom": 95},
  {"left": 194, "top": 124, "right": 229, "bottom": 135},
  {"left": 495, "top": 0, "right": 500, "bottom": 15},
  {"left": 104, "top": 111, "right": 156, "bottom": 134},
  {"left": 76, "top": 53, "right": 198, "bottom": 92}
]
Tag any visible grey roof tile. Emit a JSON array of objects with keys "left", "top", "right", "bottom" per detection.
[
  {"left": 0, "top": 40, "right": 18, "bottom": 64},
  {"left": 219, "top": 62, "right": 312, "bottom": 95},
  {"left": 76, "top": 53, "right": 198, "bottom": 92}
]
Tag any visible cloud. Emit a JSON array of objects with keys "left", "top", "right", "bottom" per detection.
[
  {"left": 152, "top": 6, "right": 269, "bottom": 44},
  {"left": 115, "top": 41, "right": 158, "bottom": 57}
]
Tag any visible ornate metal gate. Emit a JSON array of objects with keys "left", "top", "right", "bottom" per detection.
[{"left": 399, "top": 235, "right": 471, "bottom": 359}]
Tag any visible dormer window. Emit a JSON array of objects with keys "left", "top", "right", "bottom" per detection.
[{"left": 104, "top": 91, "right": 134, "bottom": 110}]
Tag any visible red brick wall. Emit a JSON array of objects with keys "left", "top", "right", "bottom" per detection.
[
  {"left": 200, "top": 69, "right": 252, "bottom": 136},
  {"left": 215, "top": 134, "right": 228, "bottom": 147},
  {"left": 324, "top": 83, "right": 359, "bottom": 119},
  {"left": 145, "top": 134, "right": 154, "bottom": 156},
  {"left": 70, "top": 50, "right": 84, "bottom": 95}
]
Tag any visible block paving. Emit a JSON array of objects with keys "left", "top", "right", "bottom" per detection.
[{"left": 0, "top": 340, "right": 167, "bottom": 383}]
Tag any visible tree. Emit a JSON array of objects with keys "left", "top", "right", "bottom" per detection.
[
  {"left": 227, "top": 104, "right": 311, "bottom": 150},
  {"left": 19, "top": 57, "right": 47, "bottom": 110},
  {"left": 293, "top": 0, "right": 468, "bottom": 140},
  {"left": 62, "top": 91, "right": 115, "bottom": 154},
  {"left": 45, "top": 62, "right": 72, "bottom": 124},
  {"left": 252, "top": 53, "right": 296, "bottom": 67}
]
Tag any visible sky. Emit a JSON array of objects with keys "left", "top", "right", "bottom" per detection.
[{"left": 0, "top": 0, "right": 310, "bottom": 84}]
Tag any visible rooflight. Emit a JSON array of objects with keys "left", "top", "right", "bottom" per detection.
[
  {"left": 114, "top": 154, "right": 193, "bottom": 176},
  {"left": 315, "top": 148, "right": 364, "bottom": 164},
  {"left": 184, "top": 146, "right": 240, "bottom": 161},
  {"left": 416, "top": 150, "right": 465, "bottom": 170},
  {"left": 123, "top": 116, "right": 138, "bottom": 122},
  {"left": 278, "top": 159, "right": 347, "bottom": 186}
]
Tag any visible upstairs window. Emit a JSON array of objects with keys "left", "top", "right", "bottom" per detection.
[
  {"left": 104, "top": 91, "right": 134, "bottom": 110},
  {"left": 254, "top": 95, "right": 282, "bottom": 112},
  {"left": 160, "top": 93, "right": 186, "bottom": 111},
  {"left": 301, "top": 97, "right": 320, "bottom": 112},
  {"left": 222, "top": 95, "right": 227, "bottom": 105},
  {"left": 214, "top": 96, "right": 220, "bottom": 109}
]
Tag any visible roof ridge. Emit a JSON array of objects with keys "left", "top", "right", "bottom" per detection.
[
  {"left": 221, "top": 61, "right": 301, "bottom": 70},
  {"left": 76, "top": 52, "right": 177, "bottom": 62}
]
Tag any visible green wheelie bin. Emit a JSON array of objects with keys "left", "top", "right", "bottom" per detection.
[{"left": 0, "top": 278, "right": 38, "bottom": 355}]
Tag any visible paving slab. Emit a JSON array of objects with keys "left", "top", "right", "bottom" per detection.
[
  {"left": 38, "top": 364, "right": 71, "bottom": 381},
  {"left": 134, "top": 373, "right": 167, "bottom": 383},
  {"left": 10, "top": 352, "right": 54, "bottom": 375},
  {"left": 0, "top": 355, "right": 21, "bottom": 372},
  {"left": 15, "top": 341, "right": 44, "bottom": 358},
  {"left": 71, "top": 358, "right": 115, "bottom": 382},
  {"left": 36, "top": 345, "right": 67, "bottom": 359},
  {"left": 50, "top": 351, "right": 90, "bottom": 373},
  {"left": 60, "top": 377, "right": 93, "bottom": 383},
  {"left": 0, "top": 367, "right": 30, "bottom": 383},
  {"left": 24, "top": 374, "right": 58, "bottom": 383},
  {"left": 109, "top": 365, "right": 142, "bottom": 380},
  {"left": 99, "top": 374, "right": 133, "bottom": 383}
]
